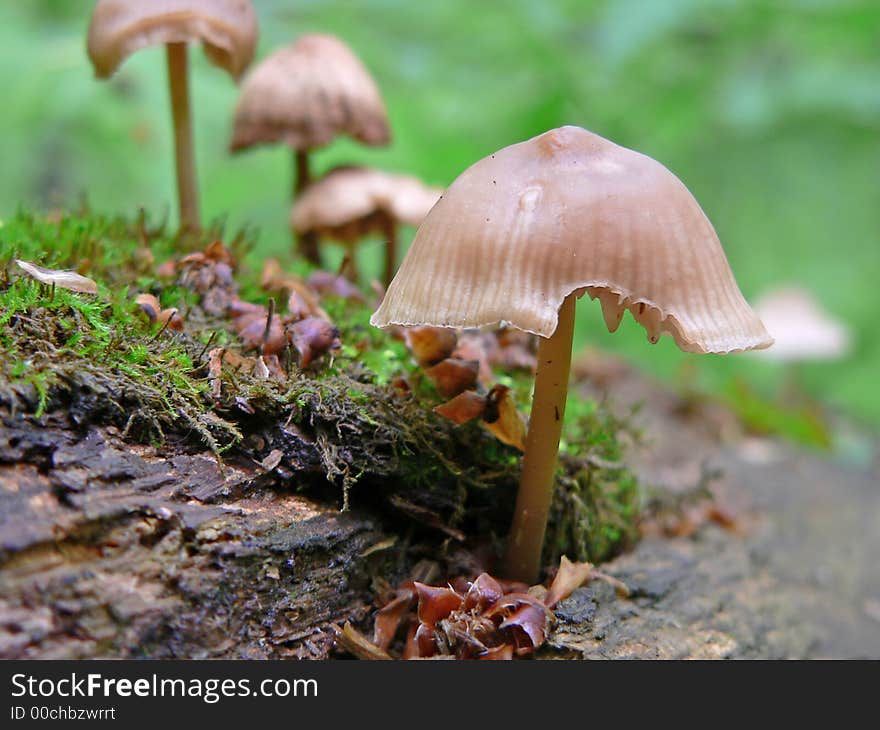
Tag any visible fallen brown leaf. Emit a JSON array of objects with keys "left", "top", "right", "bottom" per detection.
[
  {"left": 545, "top": 555, "right": 594, "bottom": 608},
  {"left": 404, "top": 326, "right": 458, "bottom": 368},
  {"left": 433, "top": 390, "right": 487, "bottom": 424},
  {"left": 482, "top": 385, "right": 527, "bottom": 451},
  {"left": 332, "top": 622, "right": 392, "bottom": 661},
  {"left": 425, "top": 358, "right": 479, "bottom": 398}
]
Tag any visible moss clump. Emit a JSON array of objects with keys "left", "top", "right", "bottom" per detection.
[
  {"left": 0, "top": 208, "right": 641, "bottom": 566},
  {"left": 0, "top": 207, "right": 252, "bottom": 448},
  {"left": 548, "top": 398, "right": 641, "bottom": 565}
]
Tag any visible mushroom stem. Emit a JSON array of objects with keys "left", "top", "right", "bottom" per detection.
[
  {"left": 293, "top": 150, "right": 321, "bottom": 264},
  {"left": 294, "top": 149, "right": 311, "bottom": 195},
  {"left": 166, "top": 42, "right": 200, "bottom": 231},
  {"left": 342, "top": 242, "right": 360, "bottom": 282},
  {"left": 502, "top": 292, "right": 576, "bottom": 583},
  {"left": 381, "top": 213, "right": 398, "bottom": 288}
]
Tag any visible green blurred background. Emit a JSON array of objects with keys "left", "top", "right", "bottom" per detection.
[{"left": 1, "top": 0, "right": 878, "bottom": 433}]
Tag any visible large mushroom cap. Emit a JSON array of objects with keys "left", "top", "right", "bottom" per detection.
[
  {"left": 290, "top": 166, "right": 442, "bottom": 240},
  {"left": 87, "top": 0, "right": 258, "bottom": 79},
  {"left": 752, "top": 287, "right": 850, "bottom": 361},
  {"left": 372, "top": 126, "right": 772, "bottom": 355},
  {"left": 229, "top": 34, "right": 391, "bottom": 152}
]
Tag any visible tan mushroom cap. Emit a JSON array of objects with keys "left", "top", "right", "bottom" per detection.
[
  {"left": 230, "top": 34, "right": 391, "bottom": 152},
  {"left": 372, "top": 126, "right": 772, "bottom": 355},
  {"left": 87, "top": 0, "right": 258, "bottom": 79},
  {"left": 290, "top": 166, "right": 442, "bottom": 241}
]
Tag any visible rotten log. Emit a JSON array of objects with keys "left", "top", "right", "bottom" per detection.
[{"left": 0, "top": 412, "right": 395, "bottom": 659}]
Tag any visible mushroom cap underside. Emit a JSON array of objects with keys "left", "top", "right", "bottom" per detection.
[
  {"left": 87, "top": 0, "right": 258, "bottom": 79},
  {"left": 290, "top": 166, "right": 442, "bottom": 239}
]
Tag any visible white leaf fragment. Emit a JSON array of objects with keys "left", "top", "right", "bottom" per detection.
[{"left": 15, "top": 259, "right": 98, "bottom": 294}]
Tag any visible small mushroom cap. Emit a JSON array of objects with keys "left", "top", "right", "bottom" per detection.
[
  {"left": 229, "top": 34, "right": 391, "bottom": 152},
  {"left": 87, "top": 0, "right": 258, "bottom": 79},
  {"left": 290, "top": 166, "right": 442, "bottom": 241},
  {"left": 752, "top": 287, "right": 850, "bottom": 361},
  {"left": 372, "top": 126, "right": 772, "bottom": 355}
]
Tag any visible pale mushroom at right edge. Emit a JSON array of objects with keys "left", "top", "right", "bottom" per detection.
[
  {"left": 752, "top": 286, "right": 850, "bottom": 363},
  {"left": 371, "top": 125, "right": 774, "bottom": 584},
  {"left": 752, "top": 286, "right": 850, "bottom": 404}
]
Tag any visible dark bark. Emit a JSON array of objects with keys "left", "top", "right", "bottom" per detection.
[{"left": 0, "top": 412, "right": 392, "bottom": 659}]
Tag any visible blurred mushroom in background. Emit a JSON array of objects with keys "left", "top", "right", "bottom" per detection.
[
  {"left": 87, "top": 0, "right": 258, "bottom": 232},
  {"left": 229, "top": 34, "right": 391, "bottom": 263},
  {"left": 752, "top": 286, "right": 851, "bottom": 363},
  {"left": 752, "top": 286, "right": 852, "bottom": 409},
  {"left": 290, "top": 166, "right": 442, "bottom": 286}
]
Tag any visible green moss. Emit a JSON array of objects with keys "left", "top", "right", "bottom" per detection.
[
  {"left": 0, "top": 208, "right": 642, "bottom": 568},
  {"left": 0, "top": 208, "right": 250, "bottom": 450},
  {"left": 721, "top": 379, "right": 831, "bottom": 449},
  {"left": 547, "top": 402, "right": 641, "bottom": 565}
]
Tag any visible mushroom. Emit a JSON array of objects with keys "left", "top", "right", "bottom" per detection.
[
  {"left": 290, "top": 166, "right": 442, "bottom": 286},
  {"left": 371, "top": 125, "right": 773, "bottom": 582},
  {"left": 229, "top": 35, "right": 391, "bottom": 263},
  {"left": 87, "top": 0, "right": 258, "bottom": 231},
  {"left": 752, "top": 286, "right": 850, "bottom": 362}
]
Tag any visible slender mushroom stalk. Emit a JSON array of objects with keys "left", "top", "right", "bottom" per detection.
[
  {"left": 167, "top": 42, "right": 200, "bottom": 231},
  {"left": 503, "top": 292, "right": 576, "bottom": 582},
  {"left": 293, "top": 149, "right": 320, "bottom": 263},
  {"left": 294, "top": 148, "right": 311, "bottom": 195},
  {"left": 380, "top": 211, "right": 398, "bottom": 289},
  {"left": 371, "top": 125, "right": 773, "bottom": 584},
  {"left": 342, "top": 243, "right": 361, "bottom": 282},
  {"left": 87, "top": 0, "right": 258, "bottom": 236}
]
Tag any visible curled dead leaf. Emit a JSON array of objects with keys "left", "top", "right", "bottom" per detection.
[
  {"left": 482, "top": 385, "right": 526, "bottom": 452},
  {"left": 333, "top": 622, "right": 392, "bottom": 661},
  {"left": 461, "top": 573, "right": 503, "bottom": 612},
  {"left": 135, "top": 293, "right": 183, "bottom": 331},
  {"left": 228, "top": 299, "right": 266, "bottom": 318},
  {"left": 254, "top": 356, "right": 270, "bottom": 380},
  {"left": 136, "top": 293, "right": 162, "bottom": 321},
  {"left": 156, "top": 259, "right": 177, "bottom": 278},
  {"left": 287, "top": 290, "right": 312, "bottom": 320},
  {"left": 545, "top": 555, "right": 595, "bottom": 608},
  {"left": 208, "top": 347, "right": 224, "bottom": 400},
  {"left": 495, "top": 598, "right": 549, "bottom": 654},
  {"left": 425, "top": 358, "right": 479, "bottom": 398},
  {"left": 232, "top": 310, "right": 286, "bottom": 356},
  {"left": 413, "top": 582, "right": 463, "bottom": 627},
  {"left": 260, "top": 449, "right": 284, "bottom": 472},
  {"left": 204, "top": 240, "right": 235, "bottom": 265},
  {"left": 493, "top": 328, "right": 538, "bottom": 371},
  {"left": 289, "top": 317, "right": 341, "bottom": 368},
  {"left": 373, "top": 591, "right": 414, "bottom": 651},
  {"left": 404, "top": 326, "right": 458, "bottom": 368},
  {"left": 453, "top": 332, "right": 496, "bottom": 384},
  {"left": 433, "top": 390, "right": 487, "bottom": 424},
  {"left": 307, "top": 271, "right": 365, "bottom": 303}
]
